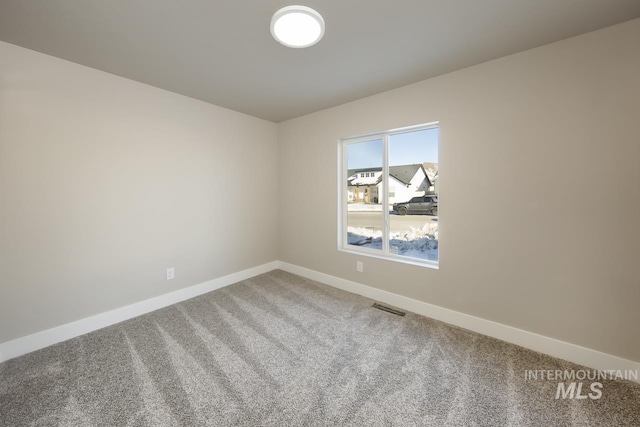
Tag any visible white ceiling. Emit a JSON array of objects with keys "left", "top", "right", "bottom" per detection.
[{"left": 1, "top": 1, "right": 639, "bottom": 122}]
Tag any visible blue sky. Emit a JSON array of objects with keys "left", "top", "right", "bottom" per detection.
[{"left": 347, "top": 128, "right": 438, "bottom": 169}]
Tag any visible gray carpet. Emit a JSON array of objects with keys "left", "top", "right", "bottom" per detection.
[{"left": 1, "top": 270, "right": 639, "bottom": 426}]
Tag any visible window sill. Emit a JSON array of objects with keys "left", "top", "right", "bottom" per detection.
[{"left": 338, "top": 246, "right": 439, "bottom": 270}]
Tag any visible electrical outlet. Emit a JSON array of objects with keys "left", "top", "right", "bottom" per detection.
[
  {"left": 166, "top": 267, "right": 175, "bottom": 280},
  {"left": 356, "top": 261, "right": 364, "bottom": 273}
]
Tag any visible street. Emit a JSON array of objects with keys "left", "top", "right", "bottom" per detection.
[{"left": 347, "top": 211, "right": 438, "bottom": 233}]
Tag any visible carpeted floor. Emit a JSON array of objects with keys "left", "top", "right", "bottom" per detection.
[{"left": 1, "top": 270, "right": 639, "bottom": 426}]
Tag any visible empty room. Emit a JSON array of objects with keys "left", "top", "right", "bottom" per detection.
[{"left": 1, "top": 1, "right": 639, "bottom": 425}]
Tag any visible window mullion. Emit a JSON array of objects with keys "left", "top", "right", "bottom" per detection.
[{"left": 382, "top": 134, "right": 389, "bottom": 254}]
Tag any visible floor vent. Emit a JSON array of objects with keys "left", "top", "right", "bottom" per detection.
[{"left": 372, "top": 303, "right": 406, "bottom": 317}]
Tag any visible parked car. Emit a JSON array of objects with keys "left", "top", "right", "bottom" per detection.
[{"left": 393, "top": 195, "right": 438, "bottom": 215}]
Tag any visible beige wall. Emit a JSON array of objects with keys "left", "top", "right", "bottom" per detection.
[
  {"left": 0, "top": 41, "right": 278, "bottom": 343},
  {"left": 2, "top": 19, "right": 639, "bottom": 363},
  {"left": 278, "top": 19, "right": 640, "bottom": 362}
]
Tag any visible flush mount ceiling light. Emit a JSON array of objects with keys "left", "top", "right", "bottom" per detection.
[{"left": 270, "top": 5, "right": 325, "bottom": 48}]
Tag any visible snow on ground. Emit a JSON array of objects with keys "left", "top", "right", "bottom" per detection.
[{"left": 347, "top": 222, "right": 438, "bottom": 261}]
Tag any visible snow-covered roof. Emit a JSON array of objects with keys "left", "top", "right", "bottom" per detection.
[
  {"left": 422, "top": 162, "right": 438, "bottom": 183},
  {"left": 347, "top": 168, "right": 381, "bottom": 186}
]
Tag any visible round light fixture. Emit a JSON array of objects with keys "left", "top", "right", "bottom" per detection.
[{"left": 270, "top": 5, "right": 325, "bottom": 48}]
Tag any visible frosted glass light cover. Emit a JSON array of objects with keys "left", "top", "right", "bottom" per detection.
[{"left": 271, "top": 6, "right": 325, "bottom": 48}]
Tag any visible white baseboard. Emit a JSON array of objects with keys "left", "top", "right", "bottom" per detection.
[
  {"left": 277, "top": 261, "right": 640, "bottom": 383},
  {"left": 3, "top": 259, "right": 638, "bottom": 384},
  {"left": 0, "top": 261, "right": 279, "bottom": 363}
]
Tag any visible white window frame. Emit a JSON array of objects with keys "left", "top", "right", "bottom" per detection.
[{"left": 338, "top": 121, "right": 439, "bottom": 269}]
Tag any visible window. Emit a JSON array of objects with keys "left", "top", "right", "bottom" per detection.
[{"left": 339, "top": 123, "right": 439, "bottom": 266}]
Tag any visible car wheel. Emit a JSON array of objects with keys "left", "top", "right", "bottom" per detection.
[
  {"left": 398, "top": 207, "right": 408, "bottom": 216},
  {"left": 431, "top": 208, "right": 438, "bottom": 216}
]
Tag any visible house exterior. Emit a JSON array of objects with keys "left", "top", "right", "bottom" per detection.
[
  {"left": 422, "top": 162, "right": 439, "bottom": 194},
  {"left": 386, "top": 164, "right": 432, "bottom": 204},
  {"left": 346, "top": 168, "right": 382, "bottom": 203},
  {"left": 347, "top": 164, "right": 436, "bottom": 204}
]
